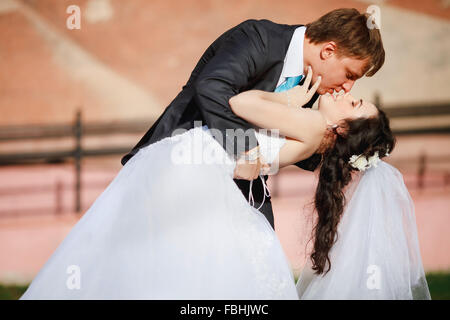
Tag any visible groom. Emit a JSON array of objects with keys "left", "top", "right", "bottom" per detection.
[{"left": 121, "top": 8, "right": 385, "bottom": 229}]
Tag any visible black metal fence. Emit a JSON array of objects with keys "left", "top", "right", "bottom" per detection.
[
  {"left": 0, "top": 110, "right": 152, "bottom": 215},
  {"left": 0, "top": 100, "right": 449, "bottom": 217}
]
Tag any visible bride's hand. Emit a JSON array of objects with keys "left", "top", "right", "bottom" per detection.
[{"left": 285, "top": 66, "right": 321, "bottom": 108}]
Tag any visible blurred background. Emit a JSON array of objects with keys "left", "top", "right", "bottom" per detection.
[{"left": 0, "top": 0, "right": 449, "bottom": 299}]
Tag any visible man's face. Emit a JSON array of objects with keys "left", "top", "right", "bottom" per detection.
[{"left": 308, "top": 42, "right": 369, "bottom": 95}]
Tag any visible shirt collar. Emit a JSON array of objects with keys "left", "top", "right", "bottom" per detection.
[{"left": 280, "top": 26, "right": 306, "bottom": 79}]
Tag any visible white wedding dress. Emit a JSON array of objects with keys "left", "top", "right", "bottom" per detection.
[
  {"left": 296, "top": 161, "right": 431, "bottom": 300},
  {"left": 20, "top": 125, "right": 298, "bottom": 300}
]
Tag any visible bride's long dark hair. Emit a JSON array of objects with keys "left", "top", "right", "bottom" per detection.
[{"left": 311, "top": 107, "right": 395, "bottom": 275}]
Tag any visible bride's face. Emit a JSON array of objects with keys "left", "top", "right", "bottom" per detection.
[{"left": 318, "top": 92, "right": 378, "bottom": 124}]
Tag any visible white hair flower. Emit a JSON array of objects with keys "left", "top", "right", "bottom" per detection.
[
  {"left": 367, "top": 151, "right": 380, "bottom": 168},
  {"left": 348, "top": 154, "right": 369, "bottom": 171},
  {"left": 348, "top": 151, "right": 381, "bottom": 171}
]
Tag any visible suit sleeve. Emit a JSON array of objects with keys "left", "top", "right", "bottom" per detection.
[{"left": 193, "top": 20, "right": 269, "bottom": 160}]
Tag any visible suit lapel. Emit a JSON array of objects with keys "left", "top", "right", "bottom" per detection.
[{"left": 258, "top": 23, "right": 303, "bottom": 92}]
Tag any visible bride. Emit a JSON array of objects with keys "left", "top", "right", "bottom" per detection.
[{"left": 20, "top": 68, "right": 428, "bottom": 299}]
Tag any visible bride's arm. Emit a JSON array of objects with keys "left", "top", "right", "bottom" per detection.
[{"left": 229, "top": 89, "right": 326, "bottom": 144}]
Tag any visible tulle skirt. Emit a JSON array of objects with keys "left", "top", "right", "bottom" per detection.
[
  {"left": 296, "top": 161, "right": 431, "bottom": 300},
  {"left": 20, "top": 126, "right": 298, "bottom": 300}
]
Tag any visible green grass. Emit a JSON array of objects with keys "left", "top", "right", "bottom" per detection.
[
  {"left": 0, "top": 283, "right": 28, "bottom": 300},
  {"left": 2, "top": 272, "right": 449, "bottom": 300},
  {"left": 424, "top": 272, "right": 450, "bottom": 300},
  {"left": 294, "top": 271, "right": 450, "bottom": 300}
]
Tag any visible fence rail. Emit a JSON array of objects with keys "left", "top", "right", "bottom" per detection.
[
  {"left": 383, "top": 102, "right": 450, "bottom": 118},
  {"left": 0, "top": 120, "right": 150, "bottom": 141},
  {"left": 0, "top": 101, "right": 449, "bottom": 216}
]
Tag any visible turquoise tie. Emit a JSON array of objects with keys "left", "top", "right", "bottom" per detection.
[{"left": 274, "top": 75, "right": 304, "bottom": 92}]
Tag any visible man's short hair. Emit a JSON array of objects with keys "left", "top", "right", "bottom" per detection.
[{"left": 305, "top": 8, "right": 385, "bottom": 77}]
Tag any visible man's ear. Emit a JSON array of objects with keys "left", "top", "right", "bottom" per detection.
[{"left": 320, "top": 41, "right": 337, "bottom": 60}]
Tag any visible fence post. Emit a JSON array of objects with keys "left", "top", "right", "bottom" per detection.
[
  {"left": 74, "top": 110, "right": 82, "bottom": 213},
  {"left": 271, "top": 173, "right": 279, "bottom": 198},
  {"left": 418, "top": 153, "right": 426, "bottom": 189},
  {"left": 55, "top": 180, "right": 63, "bottom": 215},
  {"left": 374, "top": 91, "right": 381, "bottom": 108}
]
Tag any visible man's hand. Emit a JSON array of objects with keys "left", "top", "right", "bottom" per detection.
[{"left": 233, "top": 146, "right": 270, "bottom": 180}]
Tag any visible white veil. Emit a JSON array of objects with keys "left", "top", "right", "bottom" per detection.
[{"left": 296, "top": 161, "right": 431, "bottom": 299}]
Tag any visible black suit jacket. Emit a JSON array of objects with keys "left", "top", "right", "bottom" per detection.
[{"left": 121, "top": 19, "right": 321, "bottom": 171}]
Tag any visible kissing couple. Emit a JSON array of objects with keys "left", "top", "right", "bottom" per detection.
[{"left": 21, "top": 8, "right": 430, "bottom": 300}]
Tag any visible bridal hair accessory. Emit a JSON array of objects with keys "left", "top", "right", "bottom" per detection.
[
  {"left": 330, "top": 123, "right": 338, "bottom": 131},
  {"left": 348, "top": 148, "right": 390, "bottom": 171},
  {"left": 348, "top": 151, "right": 381, "bottom": 171},
  {"left": 348, "top": 152, "right": 378, "bottom": 171}
]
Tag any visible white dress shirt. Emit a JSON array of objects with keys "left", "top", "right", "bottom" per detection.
[
  {"left": 253, "top": 27, "right": 307, "bottom": 173},
  {"left": 275, "top": 26, "right": 306, "bottom": 88}
]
